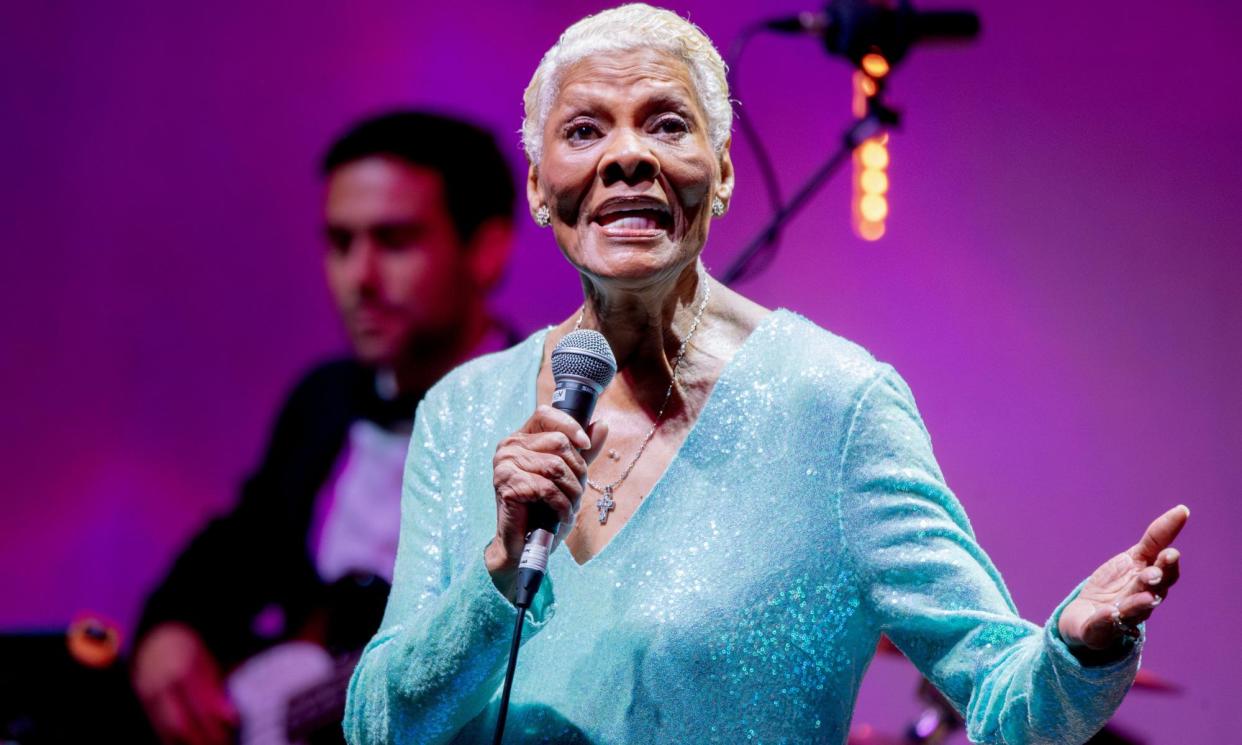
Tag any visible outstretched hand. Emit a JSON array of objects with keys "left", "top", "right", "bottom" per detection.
[{"left": 1058, "top": 505, "right": 1189, "bottom": 652}]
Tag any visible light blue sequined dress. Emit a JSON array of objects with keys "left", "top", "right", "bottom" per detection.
[{"left": 344, "top": 310, "right": 1139, "bottom": 745}]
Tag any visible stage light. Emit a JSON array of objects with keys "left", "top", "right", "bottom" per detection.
[
  {"left": 859, "top": 140, "right": 889, "bottom": 169},
  {"left": 860, "top": 168, "right": 889, "bottom": 194},
  {"left": 861, "top": 53, "right": 891, "bottom": 79},
  {"left": 857, "top": 220, "right": 886, "bottom": 241},
  {"left": 851, "top": 72, "right": 891, "bottom": 242},
  {"left": 859, "top": 193, "right": 889, "bottom": 222}
]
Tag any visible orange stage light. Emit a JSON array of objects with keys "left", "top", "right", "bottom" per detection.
[{"left": 861, "top": 53, "right": 891, "bottom": 79}]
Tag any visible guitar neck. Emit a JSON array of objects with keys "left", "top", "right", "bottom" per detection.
[{"left": 284, "top": 650, "right": 364, "bottom": 742}]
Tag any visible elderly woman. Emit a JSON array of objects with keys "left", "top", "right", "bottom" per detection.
[{"left": 344, "top": 4, "right": 1186, "bottom": 744}]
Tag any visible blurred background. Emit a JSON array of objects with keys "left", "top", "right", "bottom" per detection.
[{"left": 1, "top": 1, "right": 1238, "bottom": 742}]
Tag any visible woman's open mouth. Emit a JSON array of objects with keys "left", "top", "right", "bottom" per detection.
[
  {"left": 596, "top": 209, "right": 671, "bottom": 237},
  {"left": 592, "top": 198, "right": 673, "bottom": 238}
]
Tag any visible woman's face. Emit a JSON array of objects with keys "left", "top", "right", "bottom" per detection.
[{"left": 529, "top": 48, "right": 733, "bottom": 288}]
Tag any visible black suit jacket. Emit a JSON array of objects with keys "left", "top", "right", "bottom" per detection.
[{"left": 135, "top": 359, "right": 421, "bottom": 668}]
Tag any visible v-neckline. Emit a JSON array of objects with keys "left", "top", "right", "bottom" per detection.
[{"left": 525, "top": 308, "right": 783, "bottom": 570}]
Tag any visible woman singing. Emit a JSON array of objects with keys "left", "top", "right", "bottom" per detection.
[{"left": 344, "top": 4, "right": 1187, "bottom": 743}]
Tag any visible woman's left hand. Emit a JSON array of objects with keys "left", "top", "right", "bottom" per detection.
[{"left": 1058, "top": 504, "right": 1189, "bottom": 652}]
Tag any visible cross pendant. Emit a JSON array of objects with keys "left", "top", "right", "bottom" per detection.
[{"left": 596, "top": 487, "right": 616, "bottom": 525}]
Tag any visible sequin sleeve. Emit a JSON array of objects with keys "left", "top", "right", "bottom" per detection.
[
  {"left": 838, "top": 367, "right": 1141, "bottom": 745},
  {"left": 343, "top": 390, "right": 555, "bottom": 745}
]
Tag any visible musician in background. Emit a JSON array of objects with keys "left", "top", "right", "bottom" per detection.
[{"left": 130, "top": 110, "right": 518, "bottom": 745}]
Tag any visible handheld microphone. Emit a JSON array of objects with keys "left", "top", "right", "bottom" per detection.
[
  {"left": 512, "top": 329, "right": 616, "bottom": 608},
  {"left": 765, "top": 0, "right": 980, "bottom": 68}
]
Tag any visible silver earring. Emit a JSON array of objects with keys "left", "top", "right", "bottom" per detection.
[
  {"left": 535, "top": 205, "right": 551, "bottom": 227},
  {"left": 711, "top": 198, "right": 726, "bottom": 217}
]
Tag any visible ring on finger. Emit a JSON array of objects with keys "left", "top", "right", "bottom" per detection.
[{"left": 1111, "top": 600, "right": 1140, "bottom": 637}]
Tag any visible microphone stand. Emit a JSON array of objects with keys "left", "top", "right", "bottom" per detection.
[
  {"left": 492, "top": 594, "right": 529, "bottom": 745},
  {"left": 720, "top": 94, "right": 900, "bottom": 286}
]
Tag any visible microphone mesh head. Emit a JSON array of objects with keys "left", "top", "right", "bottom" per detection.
[{"left": 551, "top": 330, "right": 617, "bottom": 388}]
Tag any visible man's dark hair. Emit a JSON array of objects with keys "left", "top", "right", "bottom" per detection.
[{"left": 322, "top": 110, "right": 516, "bottom": 242}]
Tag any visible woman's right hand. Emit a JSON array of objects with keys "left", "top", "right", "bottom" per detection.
[{"left": 485, "top": 405, "right": 608, "bottom": 595}]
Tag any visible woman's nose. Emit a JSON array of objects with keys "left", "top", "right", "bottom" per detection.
[{"left": 598, "top": 127, "right": 660, "bottom": 186}]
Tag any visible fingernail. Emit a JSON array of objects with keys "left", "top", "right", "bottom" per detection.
[
  {"left": 1150, "top": 595, "right": 1162, "bottom": 607},
  {"left": 1180, "top": 504, "right": 1190, "bottom": 518}
]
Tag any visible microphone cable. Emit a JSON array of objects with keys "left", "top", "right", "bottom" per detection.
[
  {"left": 723, "top": 21, "right": 788, "bottom": 285},
  {"left": 492, "top": 331, "right": 616, "bottom": 745},
  {"left": 492, "top": 598, "right": 527, "bottom": 745}
]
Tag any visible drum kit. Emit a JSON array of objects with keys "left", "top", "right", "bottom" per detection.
[{"left": 847, "top": 637, "right": 1178, "bottom": 745}]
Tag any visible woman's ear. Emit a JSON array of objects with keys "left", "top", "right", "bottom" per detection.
[
  {"left": 717, "top": 138, "right": 735, "bottom": 208},
  {"left": 526, "top": 162, "right": 544, "bottom": 222}
]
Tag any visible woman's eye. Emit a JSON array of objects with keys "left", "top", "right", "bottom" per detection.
[
  {"left": 655, "top": 116, "right": 689, "bottom": 135},
  {"left": 566, "top": 122, "right": 600, "bottom": 142}
]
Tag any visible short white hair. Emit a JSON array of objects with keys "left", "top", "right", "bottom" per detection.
[{"left": 521, "top": 3, "right": 732, "bottom": 165}]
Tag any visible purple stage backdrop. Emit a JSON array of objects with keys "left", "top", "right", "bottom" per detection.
[{"left": 2, "top": 1, "right": 1239, "bottom": 742}]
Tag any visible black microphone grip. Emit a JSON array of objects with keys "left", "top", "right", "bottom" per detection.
[{"left": 512, "top": 381, "right": 599, "bottom": 609}]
